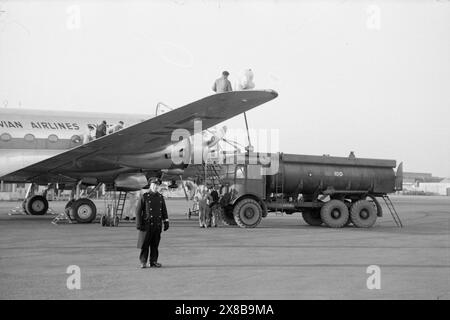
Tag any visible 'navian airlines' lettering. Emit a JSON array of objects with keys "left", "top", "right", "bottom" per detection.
[
  {"left": 0, "top": 121, "right": 23, "bottom": 128},
  {"left": 30, "top": 122, "right": 80, "bottom": 130},
  {"left": 0, "top": 120, "right": 81, "bottom": 130}
]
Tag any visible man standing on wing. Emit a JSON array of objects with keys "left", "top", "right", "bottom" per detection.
[{"left": 212, "top": 71, "right": 233, "bottom": 93}]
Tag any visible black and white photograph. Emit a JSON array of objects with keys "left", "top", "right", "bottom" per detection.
[{"left": 0, "top": 0, "right": 449, "bottom": 308}]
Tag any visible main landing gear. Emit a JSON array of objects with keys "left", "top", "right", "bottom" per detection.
[
  {"left": 22, "top": 183, "right": 49, "bottom": 216},
  {"left": 63, "top": 182, "right": 100, "bottom": 223},
  {"left": 24, "top": 195, "right": 49, "bottom": 215},
  {"left": 67, "top": 198, "right": 97, "bottom": 223}
]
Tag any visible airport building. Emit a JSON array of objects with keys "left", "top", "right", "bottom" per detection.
[
  {"left": 415, "top": 178, "right": 450, "bottom": 196},
  {"left": 402, "top": 172, "right": 449, "bottom": 196},
  {"left": 0, "top": 182, "right": 28, "bottom": 201}
]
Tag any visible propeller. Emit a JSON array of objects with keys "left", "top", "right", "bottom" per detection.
[{"left": 205, "top": 125, "right": 227, "bottom": 149}]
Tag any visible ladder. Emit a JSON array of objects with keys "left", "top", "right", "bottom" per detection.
[
  {"left": 194, "top": 162, "right": 223, "bottom": 187},
  {"left": 115, "top": 191, "right": 128, "bottom": 220},
  {"left": 208, "top": 163, "right": 223, "bottom": 187},
  {"left": 382, "top": 195, "right": 403, "bottom": 228},
  {"left": 274, "top": 171, "right": 284, "bottom": 196}
]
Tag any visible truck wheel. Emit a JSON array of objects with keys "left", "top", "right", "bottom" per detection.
[
  {"left": 69, "top": 198, "right": 97, "bottom": 223},
  {"left": 320, "top": 200, "right": 349, "bottom": 228},
  {"left": 350, "top": 200, "right": 377, "bottom": 228},
  {"left": 220, "top": 206, "right": 237, "bottom": 226},
  {"left": 233, "top": 198, "right": 263, "bottom": 228},
  {"left": 302, "top": 209, "right": 323, "bottom": 226},
  {"left": 25, "top": 195, "right": 49, "bottom": 215}
]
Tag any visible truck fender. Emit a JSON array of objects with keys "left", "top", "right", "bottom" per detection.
[{"left": 367, "top": 195, "right": 383, "bottom": 217}]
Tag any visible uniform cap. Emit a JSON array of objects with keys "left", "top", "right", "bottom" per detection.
[{"left": 148, "top": 177, "right": 162, "bottom": 185}]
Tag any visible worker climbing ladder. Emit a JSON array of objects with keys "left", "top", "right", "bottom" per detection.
[{"left": 382, "top": 195, "right": 403, "bottom": 228}]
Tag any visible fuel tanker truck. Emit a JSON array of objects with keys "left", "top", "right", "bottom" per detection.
[{"left": 213, "top": 152, "right": 403, "bottom": 228}]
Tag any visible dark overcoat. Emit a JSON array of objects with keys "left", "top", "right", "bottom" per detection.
[{"left": 136, "top": 191, "right": 168, "bottom": 248}]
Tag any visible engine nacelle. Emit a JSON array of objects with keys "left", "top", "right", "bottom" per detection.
[
  {"left": 115, "top": 138, "right": 191, "bottom": 170},
  {"left": 114, "top": 173, "right": 148, "bottom": 191},
  {"left": 107, "top": 126, "right": 227, "bottom": 172}
]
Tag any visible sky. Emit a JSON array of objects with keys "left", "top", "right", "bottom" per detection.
[{"left": 0, "top": 0, "right": 449, "bottom": 177}]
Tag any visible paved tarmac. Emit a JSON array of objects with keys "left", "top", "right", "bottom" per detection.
[{"left": 0, "top": 195, "right": 449, "bottom": 299}]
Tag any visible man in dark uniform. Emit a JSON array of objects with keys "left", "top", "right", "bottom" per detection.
[
  {"left": 95, "top": 120, "right": 107, "bottom": 138},
  {"left": 135, "top": 178, "right": 169, "bottom": 268},
  {"left": 208, "top": 185, "right": 220, "bottom": 227}
]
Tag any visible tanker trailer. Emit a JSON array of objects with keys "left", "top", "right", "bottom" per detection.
[{"left": 218, "top": 153, "right": 403, "bottom": 228}]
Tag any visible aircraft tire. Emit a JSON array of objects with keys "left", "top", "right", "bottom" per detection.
[
  {"left": 302, "top": 209, "right": 323, "bottom": 226},
  {"left": 25, "top": 195, "right": 49, "bottom": 216},
  {"left": 69, "top": 198, "right": 97, "bottom": 223},
  {"left": 320, "top": 200, "right": 349, "bottom": 228},
  {"left": 233, "top": 198, "right": 262, "bottom": 228},
  {"left": 350, "top": 200, "right": 377, "bottom": 228}
]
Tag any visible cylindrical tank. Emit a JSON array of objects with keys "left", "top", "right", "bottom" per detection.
[{"left": 266, "top": 153, "right": 397, "bottom": 196}]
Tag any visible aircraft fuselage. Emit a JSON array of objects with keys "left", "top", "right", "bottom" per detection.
[{"left": 0, "top": 108, "right": 150, "bottom": 180}]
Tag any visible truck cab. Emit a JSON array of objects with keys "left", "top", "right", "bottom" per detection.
[{"left": 218, "top": 163, "right": 268, "bottom": 228}]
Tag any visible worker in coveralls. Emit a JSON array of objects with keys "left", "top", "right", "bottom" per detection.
[
  {"left": 135, "top": 178, "right": 169, "bottom": 268},
  {"left": 195, "top": 185, "right": 209, "bottom": 228}
]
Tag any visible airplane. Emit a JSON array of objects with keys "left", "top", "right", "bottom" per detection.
[{"left": 0, "top": 90, "right": 278, "bottom": 223}]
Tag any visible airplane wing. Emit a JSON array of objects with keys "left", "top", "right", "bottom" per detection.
[{"left": 1, "top": 90, "right": 278, "bottom": 184}]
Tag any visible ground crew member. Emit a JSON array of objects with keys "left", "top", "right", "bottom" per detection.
[
  {"left": 96, "top": 120, "right": 107, "bottom": 138},
  {"left": 135, "top": 178, "right": 169, "bottom": 268},
  {"left": 212, "top": 71, "right": 233, "bottom": 93},
  {"left": 208, "top": 186, "right": 220, "bottom": 227},
  {"left": 195, "top": 185, "right": 209, "bottom": 228},
  {"left": 108, "top": 121, "right": 124, "bottom": 134}
]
